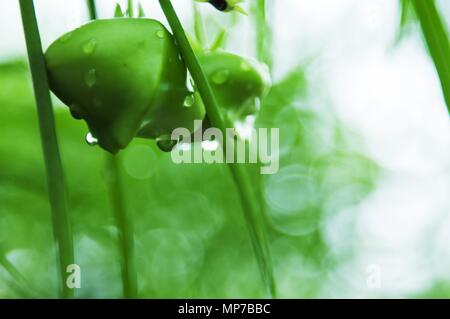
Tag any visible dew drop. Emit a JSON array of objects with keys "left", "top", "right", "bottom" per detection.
[
  {"left": 212, "top": 70, "right": 230, "bottom": 85},
  {"left": 85, "top": 132, "right": 98, "bottom": 146},
  {"left": 85, "top": 69, "right": 97, "bottom": 88},
  {"left": 159, "top": 83, "right": 171, "bottom": 92},
  {"left": 82, "top": 38, "right": 97, "bottom": 55},
  {"left": 60, "top": 32, "right": 73, "bottom": 42},
  {"left": 183, "top": 94, "right": 195, "bottom": 107},
  {"left": 156, "top": 135, "right": 177, "bottom": 152},
  {"left": 240, "top": 61, "right": 251, "bottom": 71},
  {"left": 201, "top": 140, "right": 219, "bottom": 151},
  {"left": 156, "top": 30, "right": 165, "bottom": 39}
]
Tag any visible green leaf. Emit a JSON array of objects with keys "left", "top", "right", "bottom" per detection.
[
  {"left": 210, "top": 28, "right": 227, "bottom": 51},
  {"left": 138, "top": 2, "right": 146, "bottom": 18},
  {"left": 396, "top": 0, "right": 417, "bottom": 41}
]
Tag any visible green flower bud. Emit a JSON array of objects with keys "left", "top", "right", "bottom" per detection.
[
  {"left": 198, "top": 51, "right": 271, "bottom": 122},
  {"left": 45, "top": 18, "right": 205, "bottom": 153}
]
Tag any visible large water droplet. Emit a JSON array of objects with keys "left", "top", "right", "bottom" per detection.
[
  {"left": 85, "top": 132, "right": 98, "bottom": 146},
  {"left": 156, "top": 30, "right": 165, "bottom": 39},
  {"left": 212, "top": 70, "right": 230, "bottom": 85},
  {"left": 85, "top": 69, "right": 97, "bottom": 88},
  {"left": 183, "top": 94, "right": 195, "bottom": 107},
  {"left": 82, "top": 38, "right": 97, "bottom": 55},
  {"left": 156, "top": 135, "right": 177, "bottom": 152}
]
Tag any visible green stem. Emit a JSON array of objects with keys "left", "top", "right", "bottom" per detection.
[
  {"left": 86, "top": 0, "right": 98, "bottom": 20},
  {"left": 412, "top": 0, "right": 450, "bottom": 114},
  {"left": 105, "top": 155, "right": 138, "bottom": 298},
  {"left": 159, "top": 0, "right": 276, "bottom": 298},
  {"left": 18, "top": 0, "right": 74, "bottom": 298},
  {"left": 128, "top": 0, "right": 134, "bottom": 17},
  {"left": 254, "top": 0, "right": 273, "bottom": 70},
  {"left": 86, "top": 0, "right": 138, "bottom": 298},
  {"left": 253, "top": 0, "right": 274, "bottom": 273}
]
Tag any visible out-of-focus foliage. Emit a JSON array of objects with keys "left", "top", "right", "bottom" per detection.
[
  {"left": 412, "top": 0, "right": 450, "bottom": 113},
  {"left": 398, "top": 0, "right": 450, "bottom": 113},
  {"left": 0, "top": 57, "right": 382, "bottom": 298},
  {"left": 398, "top": 0, "right": 417, "bottom": 39}
]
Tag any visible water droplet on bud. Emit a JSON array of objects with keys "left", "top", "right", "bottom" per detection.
[
  {"left": 86, "top": 132, "right": 98, "bottom": 146},
  {"left": 82, "top": 38, "right": 97, "bottom": 55},
  {"left": 212, "top": 70, "right": 229, "bottom": 85},
  {"left": 85, "top": 69, "right": 97, "bottom": 88},
  {"left": 183, "top": 94, "right": 195, "bottom": 107},
  {"left": 156, "top": 30, "right": 165, "bottom": 39},
  {"left": 240, "top": 61, "right": 251, "bottom": 71}
]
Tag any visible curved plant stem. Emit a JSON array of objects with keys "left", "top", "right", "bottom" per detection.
[
  {"left": 105, "top": 155, "right": 138, "bottom": 298},
  {"left": 18, "top": 0, "right": 74, "bottom": 298},
  {"left": 412, "top": 0, "right": 450, "bottom": 114},
  {"left": 86, "top": 0, "right": 138, "bottom": 298},
  {"left": 159, "top": 0, "right": 276, "bottom": 298}
]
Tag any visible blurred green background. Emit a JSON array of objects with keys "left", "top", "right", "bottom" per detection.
[{"left": 0, "top": 0, "right": 449, "bottom": 298}]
